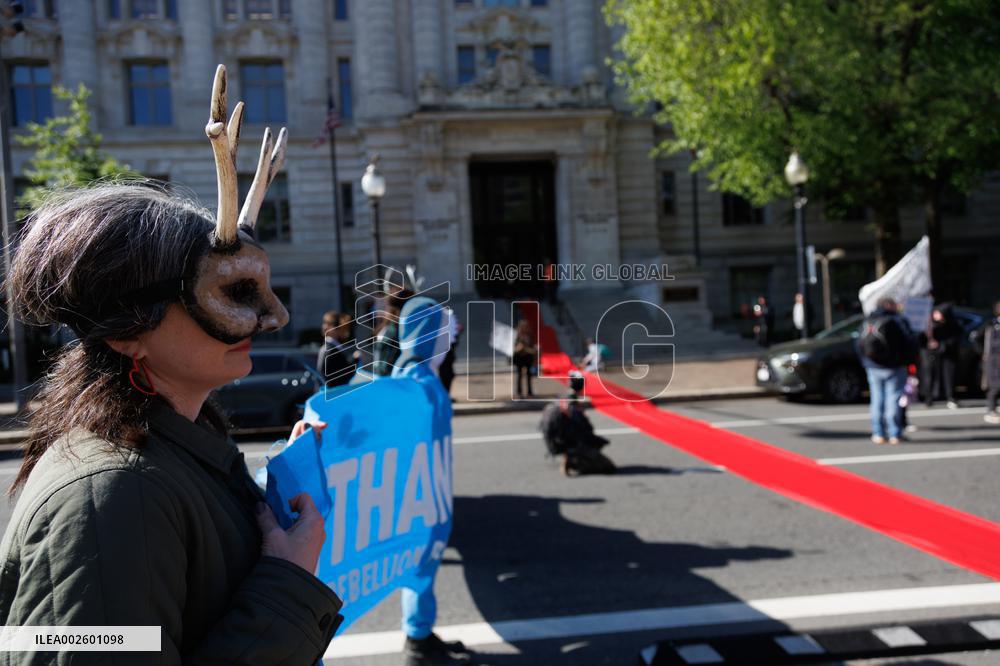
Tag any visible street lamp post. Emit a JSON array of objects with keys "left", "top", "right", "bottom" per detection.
[
  {"left": 360, "top": 155, "right": 386, "bottom": 376},
  {"left": 785, "top": 152, "right": 811, "bottom": 339},
  {"left": 814, "top": 248, "right": 846, "bottom": 331},
  {"left": 361, "top": 155, "right": 386, "bottom": 269}
]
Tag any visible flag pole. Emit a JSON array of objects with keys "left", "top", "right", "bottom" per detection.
[{"left": 326, "top": 78, "right": 346, "bottom": 312}]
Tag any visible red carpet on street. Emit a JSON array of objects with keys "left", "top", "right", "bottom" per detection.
[{"left": 520, "top": 301, "right": 1000, "bottom": 582}]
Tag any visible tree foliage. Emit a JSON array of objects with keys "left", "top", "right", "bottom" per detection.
[
  {"left": 606, "top": 0, "right": 1000, "bottom": 277},
  {"left": 15, "top": 84, "right": 137, "bottom": 212}
]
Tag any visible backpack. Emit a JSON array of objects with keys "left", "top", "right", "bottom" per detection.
[{"left": 859, "top": 315, "right": 912, "bottom": 367}]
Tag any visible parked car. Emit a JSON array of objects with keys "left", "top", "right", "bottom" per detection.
[
  {"left": 213, "top": 349, "right": 323, "bottom": 429},
  {"left": 755, "top": 308, "right": 987, "bottom": 403}
]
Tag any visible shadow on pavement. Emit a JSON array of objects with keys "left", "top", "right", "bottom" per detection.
[{"left": 449, "top": 493, "right": 793, "bottom": 664}]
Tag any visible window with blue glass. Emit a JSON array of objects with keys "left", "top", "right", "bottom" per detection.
[
  {"left": 22, "top": 0, "right": 57, "bottom": 18},
  {"left": 239, "top": 173, "right": 290, "bottom": 242},
  {"left": 486, "top": 46, "right": 499, "bottom": 68},
  {"left": 245, "top": 0, "right": 290, "bottom": 18},
  {"left": 334, "top": 0, "right": 348, "bottom": 20},
  {"left": 457, "top": 46, "right": 476, "bottom": 84},
  {"left": 10, "top": 64, "right": 52, "bottom": 126},
  {"left": 241, "top": 62, "right": 286, "bottom": 123},
  {"left": 484, "top": 0, "right": 520, "bottom": 6},
  {"left": 126, "top": 0, "right": 176, "bottom": 18},
  {"left": 530, "top": 0, "right": 547, "bottom": 6},
  {"left": 532, "top": 45, "right": 551, "bottom": 77},
  {"left": 337, "top": 58, "right": 352, "bottom": 120},
  {"left": 128, "top": 62, "right": 172, "bottom": 126},
  {"left": 108, "top": 0, "right": 120, "bottom": 18}
]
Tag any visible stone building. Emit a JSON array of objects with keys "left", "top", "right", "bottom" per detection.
[{"left": 4, "top": 0, "right": 998, "bottom": 345}]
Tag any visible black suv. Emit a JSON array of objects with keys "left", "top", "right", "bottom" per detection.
[
  {"left": 214, "top": 349, "right": 322, "bottom": 430},
  {"left": 755, "top": 309, "right": 987, "bottom": 403}
]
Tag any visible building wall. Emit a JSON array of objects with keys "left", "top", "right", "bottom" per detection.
[{"left": 3, "top": 0, "right": 998, "bottom": 343}]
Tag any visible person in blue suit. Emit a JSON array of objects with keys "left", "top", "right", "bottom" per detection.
[{"left": 391, "top": 296, "right": 470, "bottom": 666}]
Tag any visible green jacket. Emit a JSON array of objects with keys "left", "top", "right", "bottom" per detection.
[{"left": 0, "top": 401, "right": 343, "bottom": 664}]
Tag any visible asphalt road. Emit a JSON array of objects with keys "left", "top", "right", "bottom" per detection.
[{"left": 0, "top": 397, "right": 997, "bottom": 665}]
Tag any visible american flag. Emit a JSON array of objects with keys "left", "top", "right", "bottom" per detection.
[{"left": 312, "top": 93, "right": 341, "bottom": 148}]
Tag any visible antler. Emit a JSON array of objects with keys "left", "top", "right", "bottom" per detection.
[
  {"left": 205, "top": 65, "right": 244, "bottom": 246},
  {"left": 238, "top": 126, "right": 288, "bottom": 231}
]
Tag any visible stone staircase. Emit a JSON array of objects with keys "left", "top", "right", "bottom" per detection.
[{"left": 556, "top": 287, "right": 757, "bottom": 362}]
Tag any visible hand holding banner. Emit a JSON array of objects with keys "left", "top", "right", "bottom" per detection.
[{"left": 264, "top": 365, "right": 453, "bottom": 631}]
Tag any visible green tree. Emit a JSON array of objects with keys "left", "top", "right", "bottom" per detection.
[
  {"left": 16, "top": 84, "right": 137, "bottom": 212},
  {"left": 606, "top": 0, "right": 1000, "bottom": 283}
]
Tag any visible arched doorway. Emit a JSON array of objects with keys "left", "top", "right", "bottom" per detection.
[{"left": 469, "top": 159, "right": 557, "bottom": 298}]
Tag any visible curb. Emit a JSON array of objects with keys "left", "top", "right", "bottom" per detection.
[{"left": 0, "top": 388, "right": 770, "bottom": 448}]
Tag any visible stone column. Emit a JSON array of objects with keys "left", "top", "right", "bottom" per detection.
[
  {"left": 355, "top": 0, "right": 407, "bottom": 118},
  {"left": 293, "top": 0, "right": 330, "bottom": 131},
  {"left": 177, "top": 0, "right": 216, "bottom": 131},
  {"left": 565, "top": 0, "right": 596, "bottom": 84},
  {"left": 412, "top": 0, "right": 443, "bottom": 87},
  {"left": 57, "top": 2, "right": 98, "bottom": 95}
]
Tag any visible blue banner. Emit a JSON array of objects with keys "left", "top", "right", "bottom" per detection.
[{"left": 264, "top": 363, "right": 454, "bottom": 630}]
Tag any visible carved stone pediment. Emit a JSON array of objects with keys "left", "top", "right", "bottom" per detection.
[
  {"left": 97, "top": 21, "right": 181, "bottom": 57},
  {"left": 214, "top": 20, "right": 296, "bottom": 57},
  {"left": 0, "top": 22, "right": 60, "bottom": 61},
  {"left": 432, "top": 46, "right": 603, "bottom": 110}
]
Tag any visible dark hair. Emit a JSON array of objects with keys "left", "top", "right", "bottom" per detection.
[{"left": 5, "top": 182, "right": 227, "bottom": 495}]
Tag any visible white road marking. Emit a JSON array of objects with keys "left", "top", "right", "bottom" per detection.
[
  {"left": 819, "top": 447, "right": 1000, "bottom": 466},
  {"left": 872, "top": 625, "right": 926, "bottom": 647},
  {"left": 712, "top": 406, "right": 984, "bottom": 429},
  {"left": 322, "top": 583, "right": 1000, "bottom": 659}
]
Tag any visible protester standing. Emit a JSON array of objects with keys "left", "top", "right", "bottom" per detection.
[
  {"left": 0, "top": 184, "right": 342, "bottom": 663},
  {"left": 317, "top": 310, "right": 355, "bottom": 387},
  {"left": 857, "top": 297, "right": 918, "bottom": 445},
  {"left": 753, "top": 296, "right": 774, "bottom": 347},
  {"left": 792, "top": 292, "right": 807, "bottom": 336},
  {"left": 919, "top": 304, "right": 962, "bottom": 409},
  {"left": 437, "top": 307, "right": 462, "bottom": 397},
  {"left": 513, "top": 318, "right": 538, "bottom": 398},
  {"left": 372, "top": 292, "right": 411, "bottom": 377},
  {"left": 980, "top": 300, "right": 1000, "bottom": 424},
  {"left": 391, "top": 298, "right": 471, "bottom": 666}
]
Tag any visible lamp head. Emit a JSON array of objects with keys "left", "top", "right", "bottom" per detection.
[
  {"left": 784, "top": 151, "right": 810, "bottom": 187},
  {"left": 361, "top": 156, "right": 386, "bottom": 200}
]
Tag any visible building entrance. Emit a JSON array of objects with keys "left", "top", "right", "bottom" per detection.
[{"left": 469, "top": 160, "right": 557, "bottom": 298}]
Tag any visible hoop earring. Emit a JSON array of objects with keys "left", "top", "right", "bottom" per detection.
[{"left": 129, "top": 354, "right": 158, "bottom": 396}]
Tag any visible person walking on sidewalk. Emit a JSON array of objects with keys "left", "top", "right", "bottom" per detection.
[
  {"left": 0, "top": 184, "right": 343, "bottom": 663},
  {"left": 979, "top": 300, "right": 1000, "bottom": 424},
  {"left": 919, "top": 303, "right": 962, "bottom": 409},
  {"left": 857, "top": 297, "right": 918, "bottom": 445}
]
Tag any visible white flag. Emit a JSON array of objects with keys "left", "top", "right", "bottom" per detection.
[
  {"left": 489, "top": 321, "right": 515, "bottom": 357},
  {"left": 858, "top": 236, "right": 932, "bottom": 314}
]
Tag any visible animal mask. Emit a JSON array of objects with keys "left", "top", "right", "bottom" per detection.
[{"left": 179, "top": 64, "right": 290, "bottom": 344}]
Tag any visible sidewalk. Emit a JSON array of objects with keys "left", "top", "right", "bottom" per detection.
[
  {"left": 0, "top": 357, "right": 764, "bottom": 447},
  {"left": 451, "top": 356, "right": 764, "bottom": 415}
]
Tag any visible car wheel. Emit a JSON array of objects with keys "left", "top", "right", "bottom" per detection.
[{"left": 825, "top": 366, "right": 864, "bottom": 403}]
